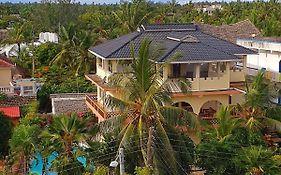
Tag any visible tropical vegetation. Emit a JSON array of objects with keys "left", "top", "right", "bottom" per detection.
[{"left": 0, "top": 0, "right": 281, "bottom": 175}]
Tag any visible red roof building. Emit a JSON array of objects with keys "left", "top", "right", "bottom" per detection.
[
  {"left": 0, "top": 106, "right": 20, "bottom": 125},
  {"left": 0, "top": 55, "right": 14, "bottom": 67},
  {"left": 0, "top": 106, "right": 20, "bottom": 118}
]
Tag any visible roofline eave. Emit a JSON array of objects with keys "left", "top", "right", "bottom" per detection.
[
  {"left": 88, "top": 49, "right": 133, "bottom": 60},
  {"left": 154, "top": 59, "right": 243, "bottom": 64}
]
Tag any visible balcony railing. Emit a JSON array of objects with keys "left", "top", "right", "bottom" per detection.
[
  {"left": 86, "top": 94, "right": 121, "bottom": 120},
  {"left": 0, "top": 84, "right": 14, "bottom": 94},
  {"left": 246, "top": 67, "right": 280, "bottom": 82}
]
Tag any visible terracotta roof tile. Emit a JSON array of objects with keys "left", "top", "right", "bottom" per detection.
[
  {"left": 0, "top": 55, "right": 14, "bottom": 67},
  {"left": 0, "top": 106, "right": 20, "bottom": 118}
]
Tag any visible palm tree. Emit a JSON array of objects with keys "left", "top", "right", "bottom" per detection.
[
  {"left": 234, "top": 146, "right": 280, "bottom": 175},
  {"left": 9, "top": 124, "right": 39, "bottom": 175},
  {"left": 214, "top": 106, "right": 242, "bottom": 142},
  {"left": 50, "top": 25, "right": 95, "bottom": 75},
  {"left": 3, "top": 22, "right": 32, "bottom": 59},
  {"left": 40, "top": 114, "right": 90, "bottom": 174},
  {"left": 113, "top": 0, "right": 152, "bottom": 33},
  {"left": 99, "top": 39, "right": 199, "bottom": 174},
  {"left": 234, "top": 71, "right": 281, "bottom": 132}
]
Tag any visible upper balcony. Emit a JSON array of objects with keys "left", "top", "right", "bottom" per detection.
[
  {"left": 163, "top": 62, "right": 234, "bottom": 91},
  {"left": 92, "top": 57, "right": 246, "bottom": 93}
]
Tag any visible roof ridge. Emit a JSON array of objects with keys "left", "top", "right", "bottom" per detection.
[{"left": 107, "top": 32, "right": 142, "bottom": 58}]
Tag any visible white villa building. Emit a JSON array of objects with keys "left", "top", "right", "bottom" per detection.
[{"left": 237, "top": 38, "right": 281, "bottom": 82}]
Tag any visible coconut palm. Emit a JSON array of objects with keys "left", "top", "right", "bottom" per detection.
[
  {"left": 99, "top": 39, "right": 199, "bottom": 174},
  {"left": 214, "top": 106, "right": 242, "bottom": 142},
  {"left": 113, "top": 0, "right": 152, "bottom": 33},
  {"left": 40, "top": 114, "right": 90, "bottom": 174},
  {"left": 2, "top": 22, "right": 33, "bottom": 59},
  {"left": 9, "top": 124, "right": 39, "bottom": 175},
  {"left": 233, "top": 71, "right": 281, "bottom": 133},
  {"left": 50, "top": 24, "right": 95, "bottom": 75}
]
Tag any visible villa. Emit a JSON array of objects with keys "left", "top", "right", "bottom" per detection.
[
  {"left": 0, "top": 55, "right": 14, "bottom": 95},
  {"left": 85, "top": 24, "right": 256, "bottom": 122},
  {"left": 237, "top": 37, "right": 281, "bottom": 82}
]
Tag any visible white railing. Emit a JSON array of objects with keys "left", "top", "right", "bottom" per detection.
[
  {"left": 0, "top": 85, "right": 14, "bottom": 94},
  {"left": 246, "top": 67, "right": 280, "bottom": 82}
]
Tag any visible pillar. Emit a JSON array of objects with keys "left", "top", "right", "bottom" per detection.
[
  {"left": 20, "top": 85, "right": 24, "bottom": 96},
  {"left": 195, "top": 64, "right": 200, "bottom": 78}
]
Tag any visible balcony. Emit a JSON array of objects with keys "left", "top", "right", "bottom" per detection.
[
  {"left": 85, "top": 74, "right": 116, "bottom": 91},
  {"left": 85, "top": 94, "right": 119, "bottom": 121},
  {"left": 0, "top": 83, "right": 14, "bottom": 94}
]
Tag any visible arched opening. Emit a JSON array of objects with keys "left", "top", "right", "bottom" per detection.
[
  {"left": 199, "top": 100, "right": 222, "bottom": 119},
  {"left": 173, "top": 102, "right": 193, "bottom": 113}
]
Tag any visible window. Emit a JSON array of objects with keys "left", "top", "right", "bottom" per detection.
[{"left": 98, "top": 58, "right": 102, "bottom": 68}]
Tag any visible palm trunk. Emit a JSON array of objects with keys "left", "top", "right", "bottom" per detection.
[
  {"left": 17, "top": 43, "right": 21, "bottom": 60},
  {"left": 146, "top": 126, "right": 155, "bottom": 173}
]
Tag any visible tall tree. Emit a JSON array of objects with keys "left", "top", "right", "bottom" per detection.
[
  {"left": 40, "top": 114, "right": 90, "bottom": 174},
  {"left": 99, "top": 39, "right": 199, "bottom": 174},
  {"left": 9, "top": 124, "right": 39, "bottom": 174},
  {"left": 113, "top": 0, "right": 152, "bottom": 33}
]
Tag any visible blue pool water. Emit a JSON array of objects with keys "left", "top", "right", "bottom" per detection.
[{"left": 30, "top": 152, "right": 86, "bottom": 175}]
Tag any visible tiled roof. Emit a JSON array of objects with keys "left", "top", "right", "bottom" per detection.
[
  {"left": 196, "top": 19, "right": 261, "bottom": 43},
  {"left": 0, "top": 96, "right": 35, "bottom": 107},
  {"left": 50, "top": 93, "right": 88, "bottom": 114},
  {"left": 0, "top": 106, "right": 20, "bottom": 118},
  {"left": 89, "top": 23, "right": 256, "bottom": 63},
  {"left": 0, "top": 55, "right": 14, "bottom": 67}
]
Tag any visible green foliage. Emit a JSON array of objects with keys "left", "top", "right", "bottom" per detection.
[
  {"left": 93, "top": 166, "right": 109, "bottom": 175},
  {"left": 135, "top": 166, "right": 150, "bottom": 175},
  {"left": 34, "top": 42, "right": 61, "bottom": 66},
  {"left": 0, "top": 113, "right": 13, "bottom": 157},
  {"left": 40, "top": 114, "right": 90, "bottom": 174},
  {"left": 0, "top": 92, "right": 7, "bottom": 101},
  {"left": 233, "top": 146, "right": 281, "bottom": 175},
  {"left": 196, "top": 139, "right": 238, "bottom": 175},
  {"left": 37, "top": 65, "right": 96, "bottom": 112}
]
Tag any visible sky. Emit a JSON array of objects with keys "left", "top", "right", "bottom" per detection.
[{"left": 0, "top": 0, "right": 226, "bottom": 4}]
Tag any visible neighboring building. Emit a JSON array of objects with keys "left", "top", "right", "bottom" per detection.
[
  {"left": 50, "top": 93, "right": 89, "bottom": 115},
  {"left": 197, "top": 19, "right": 261, "bottom": 44},
  {"left": 85, "top": 23, "right": 256, "bottom": 122},
  {"left": 0, "top": 96, "right": 35, "bottom": 125},
  {"left": 0, "top": 55, "right": 14, "bottom": 95},
  {"left": 0, "top": 43, "right": 27, "bottom": 58},
  {"left": 196, "top": 4, "right": 223, "bottom": 15},
  {"left": 39, "top": 32, "right": 59, "bottom": 43},
  {"left": 237, "top": 37, "right": 281, "bottom": 82},
  {"left": 13, "top": 78, "right": 43, "bottom": 96},
  {"left": 0, "top": 106, "right": 20, "bottom": 125}
]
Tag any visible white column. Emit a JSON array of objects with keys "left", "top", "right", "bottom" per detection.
[{"left": 195, "top": 64, "right": 200, "bottom": 78}]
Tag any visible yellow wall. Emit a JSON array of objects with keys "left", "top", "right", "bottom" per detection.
[
  {"left": 0, "top": 68, "right": 12, "bottom": 86},
  {"left": 230, "top": 69, "right": 245, "bottom": 82},
  {"left": 172, "top": 94, "right": 229, "bottom": 114}
]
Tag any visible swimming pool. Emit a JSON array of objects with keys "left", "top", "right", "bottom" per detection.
[{"left": 30, "top": 152, "right": 86, "bottom": 175}]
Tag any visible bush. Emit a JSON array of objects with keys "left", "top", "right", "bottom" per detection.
[
  {"left": 0, "top": 92, "right": 7, "bottom": 101},
  {"left": 0, "top": 113, "right": 12, "bottom": 157},
  {"left": 135, "top": 167, "right": 150, "bottom": 175},
  {"left": 233, "top": 146, "right": 281, "bottom": 175}
]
